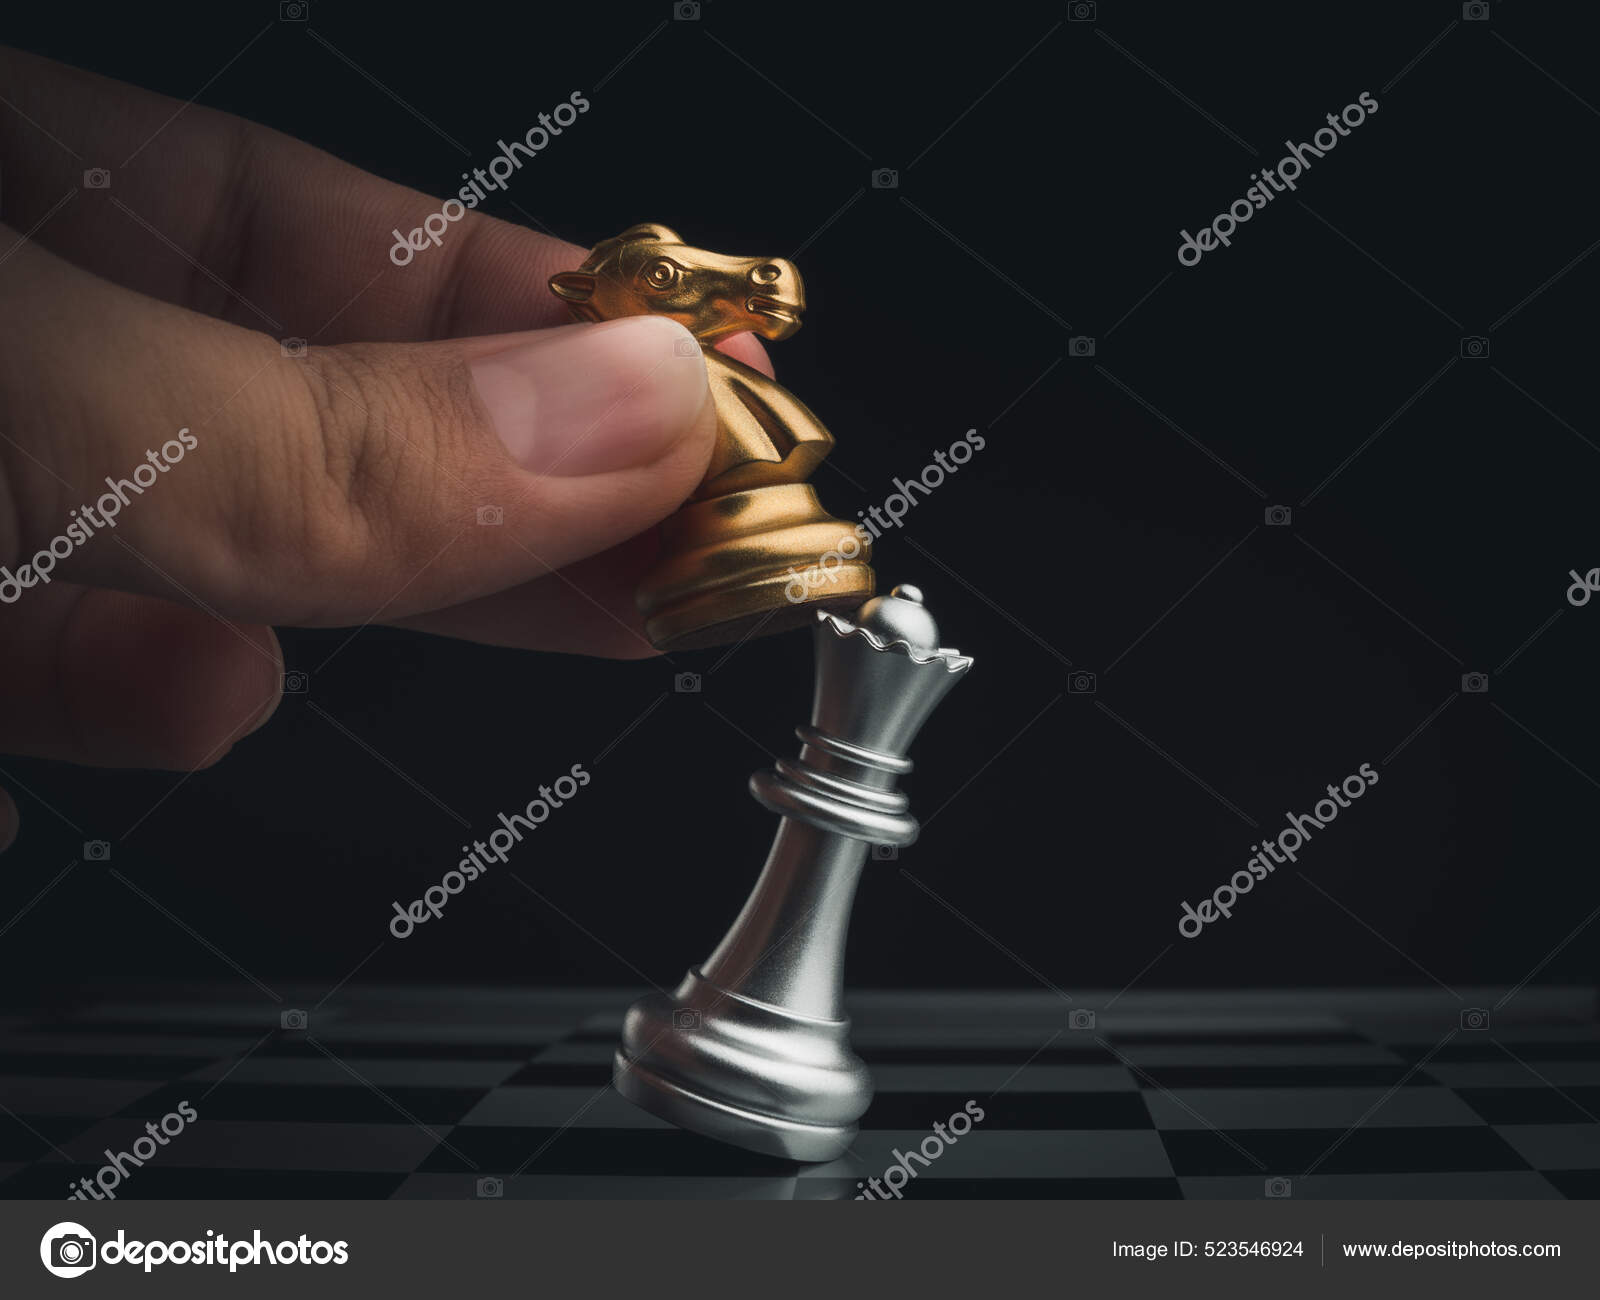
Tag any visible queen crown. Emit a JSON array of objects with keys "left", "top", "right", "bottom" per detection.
[{"left": 748, "top": 584, "right": 972, "bottom": 847}]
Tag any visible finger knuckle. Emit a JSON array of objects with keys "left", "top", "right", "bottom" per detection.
[{"left": 284, "top": 343, "right": 476, "bottom": 604}]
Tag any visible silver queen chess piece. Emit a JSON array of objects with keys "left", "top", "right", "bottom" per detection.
[{"left": 613, "top": 583, "right": 972, "bottom": 1160}]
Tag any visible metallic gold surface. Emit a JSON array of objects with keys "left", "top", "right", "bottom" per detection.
[{"left": 550, "top": 224, "right": 872, "bottom": 651}]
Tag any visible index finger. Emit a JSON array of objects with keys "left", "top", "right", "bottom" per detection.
[{"left": 0, "top": 43, "right": 776, "bottom": 378}]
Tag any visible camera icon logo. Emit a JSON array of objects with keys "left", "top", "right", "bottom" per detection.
[
  {"left": 476, "top": 505, "right": 504, "bottom": 525},
  {"left": 1068, "top": 1, "right": 1098, "bottom": 20},
  {"left": 674, "top": 1, "right": 701, "bottom": 19},
  {"left": 1461, "top": 672, "right": 1489, "bottom": 694},
  {"left": 1462, "top": 1, "right": 1490, "bottom": 20},
  {"left": 1068, "top": 671, "right": 1097, "bottom": 695},
  {"left": 82, "top": 168, "right": 111, "bottom": 190},
  {"left": 280, "top": 0, "right": 310, "bottom": 19},
  {"left": 673, "top": 1008, "right": 703, "bottom": 1031},
  {"left": 1264, "top": 1176, "right": 1292, "bottom": 1198},
  {"left": 476, "top": 1175, "right": 504, "bottom": 1197},
  {"left": 40, "top": 1222, "right": 97, "bottom": 1278},
  {"left": 674, "top": 672, "right": 702, "bottom": 694},
  {"left": 674, "top": 337, "right": 701, "bottom": 357},
  {"left": 871, "top": 844, "right": 899, "bottom": 861},
  {"left": 1460, "top": 1007, "right": 1490, "bottom": 1031},
  {"left": 1265, "top": 505, "right": 1292, "bottom": 526},
  {"left": 83, "top": 840, "right": 111, "bottom": 861},
  {"left": 871, "top": 168, "right": 899, "bottom": 190},
  {"left": 1068, "top": 336, "right": 1096, "bottom": 358},
  {"left": 1068, "top": 1009, "right": 1096, "bottom": 1030},
  {"left": 284, "top": 671, "right": 310, "bottom": 694},
  {"left": 280, "top": 1009, "right": 309, "bottom": 1030},
  {"left": 1460, "top": 335, "right": 1490, "bottom": 359},
  {"left": 280, "top": 337, "right": 308, "bottom": 359}
]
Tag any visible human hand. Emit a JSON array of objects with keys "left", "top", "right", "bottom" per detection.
[{"left": 0, "top": 47, "right": 775, "bottom": 849}]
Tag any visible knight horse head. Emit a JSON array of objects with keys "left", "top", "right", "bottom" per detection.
[{"left": 549, "top": 223, "right": 805, "bottom": 344}]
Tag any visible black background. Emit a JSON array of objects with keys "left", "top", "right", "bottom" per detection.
[{"left": 3, "top": 0, "right": 1596, "bottom": 1000}]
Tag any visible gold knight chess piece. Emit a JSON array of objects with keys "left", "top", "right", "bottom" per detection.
[{"left": 549, "top": 223, "right": 874, "bottom": 651}]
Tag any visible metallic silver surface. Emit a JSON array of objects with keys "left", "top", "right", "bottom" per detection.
[{"left": 614, "top": 584, "right": 972, "bottom": 1161}]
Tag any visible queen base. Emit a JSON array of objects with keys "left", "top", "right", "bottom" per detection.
[
  {"left": 613, "top": 970, "right": 871, "bottom": 1163},
  {"left": 636, "top": 483, "right": 874, "bottom": 651}
]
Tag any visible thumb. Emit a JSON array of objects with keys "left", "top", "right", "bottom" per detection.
[{"left": 0, "top": 233, "right": 715, "bottom": 626}]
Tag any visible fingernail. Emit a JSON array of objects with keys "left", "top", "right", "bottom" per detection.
[
  {"left": 472, "top": 317, "right": 709, "bottom": 476},
  {"left": 243, "top": 635, "right": 284, "bottom": 738},
  {"left": 243, "top": 685, "right": 280, "bottom": 738}
]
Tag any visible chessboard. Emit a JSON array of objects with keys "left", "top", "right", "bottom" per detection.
[{"left": 0, "top": 986, "right": 1596, "bottom": 1199}]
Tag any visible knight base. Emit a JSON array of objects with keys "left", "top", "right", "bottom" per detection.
[{"left": 636, "top": 482, "right": 874, "bottom": 651}]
